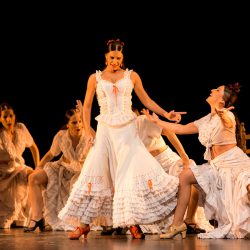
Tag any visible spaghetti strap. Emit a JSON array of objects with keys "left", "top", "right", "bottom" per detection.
[{"left": 95, "top": 70, "right": 102, "bottom": 82}]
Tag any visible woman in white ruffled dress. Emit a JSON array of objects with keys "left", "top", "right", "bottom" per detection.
[
  {"left": 144, "top": 83, "right": 250, "bottom": 239},
  {"left": 58, "top": 39, "right": 186, "bottom": 240},
  {"left": 24, "top": 108, "right": 94, "bottom": 232},
  {"left": 0, "top": 102, "right": 40, "bottom": 229}
]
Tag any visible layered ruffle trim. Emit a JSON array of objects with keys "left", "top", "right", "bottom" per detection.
[
  {"left": 58, "top": 175, "right": 113, "bottom": 225},
  {"left": 58, "top": 186, "right": 113, "bottom": 226},
  {"left": 59, "top": 170, "right": 179, "bottom": 227},
  {"left": 112, "top": 172, "right": 179, "bottom": 228}
]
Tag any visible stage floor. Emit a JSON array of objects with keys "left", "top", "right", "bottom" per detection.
[{"left": 0, "top": 228, "right": 249, "bottom": 250}]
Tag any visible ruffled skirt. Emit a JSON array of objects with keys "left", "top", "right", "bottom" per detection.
[
  {"left": 43, "top": 161, "right": 80, "bottom": 231},
  {"left": 0, "top": 162, "right": 32, "bottom": 228},
  {"left": 58, "top": 121, "right": 179, "bottom": 228},
  {"left": 191, "top": 146, "right": 250, "bottom": 238}
]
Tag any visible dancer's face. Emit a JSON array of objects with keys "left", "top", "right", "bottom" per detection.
[
  {"left": 67, "top": 112, "right": 83, "bottom": 137},
  {"left": 0, "top": 108, "right": 16, "bottom": 131},
  {"left": 105, "top": 50, "right": 123, "bottom": 72},
  {"left": 206, "top": 85, "right": 225, "bottom": 107}
]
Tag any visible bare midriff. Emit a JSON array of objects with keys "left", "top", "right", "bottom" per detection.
[{"left": 211, "top": 143, "right": 236, "bottom": 160}]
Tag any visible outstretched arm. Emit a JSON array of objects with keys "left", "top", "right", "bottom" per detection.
[
  {"left": 142, "top": 109, "right": 198, "bottom": 135},
  {"left": 132, "top": 71, "right": 186, "bottom": 123}
]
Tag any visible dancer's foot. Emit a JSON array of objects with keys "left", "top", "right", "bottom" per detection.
[
  {"left": 129, "top": 225, "right": 145, "bottom": 239},
  {"left": 68, "top": 225, "right": 90, "bottom": 240},
  {"left": 23, "top": 218, "right": 45, "bottom": 232},
  {"left": 160, "top": 223, "right": 187, "bottom": 239},
  {"left": 185, "top": 222, "right": 206, "bottom": 234}
]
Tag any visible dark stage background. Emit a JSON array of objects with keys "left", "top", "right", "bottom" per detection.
[{"left": 1, "top": 23, "right": 250, "bottom": 168}]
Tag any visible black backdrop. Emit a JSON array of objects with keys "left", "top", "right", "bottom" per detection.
[{"left": 1, "top": 20, "right": 249, "bottom": 168}]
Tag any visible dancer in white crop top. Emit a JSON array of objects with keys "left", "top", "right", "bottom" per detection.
[{"left": 144, "top": 83, "right": 250, "bottom": 239}]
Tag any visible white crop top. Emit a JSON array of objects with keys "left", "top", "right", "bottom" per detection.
[{"left": 194, "top": 111, "right": 236, "bottom": 160}]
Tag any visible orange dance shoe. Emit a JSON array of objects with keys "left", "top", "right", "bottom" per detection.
[
  {"left": 68, "top": 226, "right": 90, "bottom": 240},
  {"left": 129, "top": 225, "right": 145, "bottom": 239}
]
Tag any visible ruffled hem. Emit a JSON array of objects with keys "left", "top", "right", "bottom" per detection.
[
  {"left": 112, "top": 173, "right": 179, "bottom": 228},
  {"left": 95, "top": 112, "right": 137, "bottom": 127},
  {"left": 58, "top": 177, "right": 113, "bottom": 226}
]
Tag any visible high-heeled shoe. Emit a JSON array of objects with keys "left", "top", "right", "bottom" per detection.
[
  {"left": 68, "top": 226, "right": 90, "bottom": 240},
  {"left": 185, "top": 222, "right": 206, "bottom": 234},
  {"left": 129, "top": 225, "right": 145, "bottom": 239},
  {"left": 23, "top": 218, "right": 45, "bottom": 232},
  {"left": 160, "top": 223, "right": 187, "bottom": 239}
]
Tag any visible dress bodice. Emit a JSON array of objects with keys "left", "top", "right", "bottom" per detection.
[
  {"left": 50, "top": 130, "right": 87, "bottom": 160},
  {"left": 95, "top": 68, "right": 137, "bottom": 126},
  {"left": 0, "top": 123, "right": 33, "bottom": 164}
]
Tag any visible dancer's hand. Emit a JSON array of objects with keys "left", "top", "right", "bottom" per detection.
[
  {"left": 215, "top": 106, "right": 234, "bottom": 118},
  {"left": 83, "top": 134, "right": 94, "bottom": 155},
  {"left": 141, "top": 109, "right": 160, "bottom": 124},
  {"left": 86, "top": 134, "right": 94, "bottom": 145},
  {"left": 164, "top": 110, "right": 187, "bottom": 123},
  {"left": 76, "top": 100, "right": 83, "bottom": 113},
  {"left": 142, "top": 109, "right": 186, "bottom": 124}
]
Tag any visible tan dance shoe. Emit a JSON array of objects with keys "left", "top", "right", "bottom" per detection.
[{"left": 160, "top": 223, "right": 187, "bottom": 239}]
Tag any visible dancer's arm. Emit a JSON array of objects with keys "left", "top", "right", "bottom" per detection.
[
  {"left": 132, "top": 71, "right": 186, "bottom": 123},
  {"left": 215, "top": 106, "right": 235, "bottom": 128},
  {"left": 29, "top": 142, "right": 40, "bottom": 168},
  {"left": 142, "top": 109, "right": 198, "bottom": 135},
  {"left": 82, "top": 73, "right": 96, "bottom": 143},
  {"left": 161, "top": 129, "right": 190, "bottom": 168}
]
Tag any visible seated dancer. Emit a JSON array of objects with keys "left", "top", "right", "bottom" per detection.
[
  {"left": 144, "top": 83, "right": 250, "bottom": 239},
  {"left": 0, "top": 102, "right": 40, "bottom": 229},
  {"left": 24, "top": 107, "right": 94, "bottom": 232}
]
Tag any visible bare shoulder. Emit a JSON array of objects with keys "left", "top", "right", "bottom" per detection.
[
  {"left": 130, "top": 70, "right": 139, "bottom": 77},
  {"left": 88, "top": 72, "right": 97, "bottom": 81},
  {"left": 130, "top": 70, "right": 141, "bottom": 83},
  {"left": 87, "top": 73, "right": 97, "bottom": 88}
]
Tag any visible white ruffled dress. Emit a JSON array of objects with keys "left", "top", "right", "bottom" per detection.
[{"left": 58, "top": 69, "right": 179, "bottom": 228}]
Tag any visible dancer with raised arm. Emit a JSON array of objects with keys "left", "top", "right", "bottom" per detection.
[{"left": 144, "top": 83, "right": 250, "bottom": 239}]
